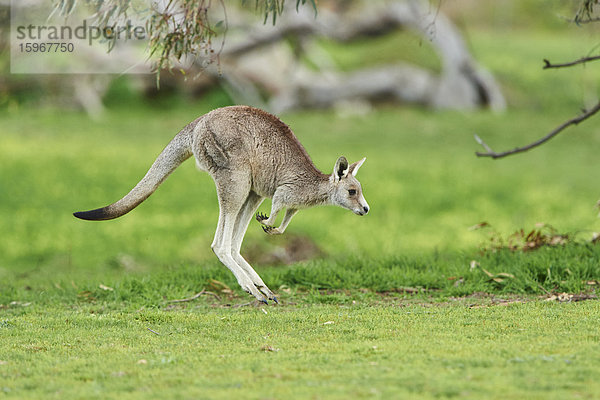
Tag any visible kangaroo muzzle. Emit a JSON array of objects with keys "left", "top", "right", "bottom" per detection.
[{"left": 355, "top": 196, "right": 369, "bottom": 216}]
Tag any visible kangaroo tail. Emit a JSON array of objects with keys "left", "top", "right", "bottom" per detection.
[{"left": 73, "top": 122, "right": 196, "bottom": 221}]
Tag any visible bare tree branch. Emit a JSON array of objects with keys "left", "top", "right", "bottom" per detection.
[
  {"left": 543, "top": 55, "right": 600, "bottom": 69},
  {"left": 475, "top": 101, "right": 600, "bottom": 159},
  {"left": 474, "top": 0, "right": 600, "bottom": 161}
]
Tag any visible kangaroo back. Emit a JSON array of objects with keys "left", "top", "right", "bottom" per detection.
[{"left": 73, "top": 122, "right": 196, "bottom": 221}]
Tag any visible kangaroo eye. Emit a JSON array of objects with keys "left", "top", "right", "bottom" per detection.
[{"left": 348, "top": 189, "right": 357, "bottom": 196}]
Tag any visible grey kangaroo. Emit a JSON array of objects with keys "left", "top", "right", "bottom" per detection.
[{"left": 74, "top": 106, "right": 369, "bottom": 304}]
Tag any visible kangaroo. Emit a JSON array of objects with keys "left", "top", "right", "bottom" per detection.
[{"left": 74, "top": 106, "right": 369, "bottom": 304}]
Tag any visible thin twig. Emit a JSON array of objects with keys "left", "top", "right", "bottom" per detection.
[
  {"left": 473, "top": 134, "right": 493, "bottom": 153},
  {"left": 543, "top": 55, "right": 600, "bottom": 69},
  {"left": 537, "top": 284, "right": 551, "bottom": 295},
  {"left": 147, "top": 327, "right": 161, "bottom": 335},
  {"left": 168, "top": 290, "right": 221, "bottom": 303},
  {"left": 475, "top": 101, "right": 600, "bottom": 159}
]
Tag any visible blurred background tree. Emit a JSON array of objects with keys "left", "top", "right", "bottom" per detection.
[
  {"left": 2, "top": 0, "right": 506, "bottom": 116},
  {"left": 1, "top": 0, "right": 598, "bottom": 122}
]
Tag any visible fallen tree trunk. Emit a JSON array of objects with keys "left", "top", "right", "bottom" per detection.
[{"left": 204, "top": 0, "right": 506, "bottom": 112}]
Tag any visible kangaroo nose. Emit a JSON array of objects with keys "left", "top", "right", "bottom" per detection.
[{"left": 363, "top": 206, "right": 369, "bottom": 214}]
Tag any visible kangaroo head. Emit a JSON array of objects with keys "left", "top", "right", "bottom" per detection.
[{"left": 330, "top": 156, "right": 370, "bottom": 216}]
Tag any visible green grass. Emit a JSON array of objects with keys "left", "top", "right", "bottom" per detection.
[
  {"left": 1, "top": 242, "right": 599, "bottom": 311},
  {"left": 2, "top": 302, "right": 600, "bottom": 399},
  {"left": 3, "top": 4, "right": 600, "bottom": 398},
  {"left": 2, "top": 102, "right": 600, "bottom": 398},
  {"left": 2, "top": 105, "right": 600, "bottom": 280}
]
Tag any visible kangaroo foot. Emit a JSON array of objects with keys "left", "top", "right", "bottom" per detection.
[
  {"left": 231, "top": 254, "right": 278, "bottom": 304},
  {"left": 256, "top": 283, "right": 278, "bottom": 303},
  {"left": 239, "top": 279, "right": 269, "bottom": 304},
  {"left": 237, "top": 273, "right": 279, "bottom": 304},
  {"left": 246, "top": 283, "right": 278, "bottom": 305}
]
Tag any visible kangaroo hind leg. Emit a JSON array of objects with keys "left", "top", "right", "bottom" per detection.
[
  {"left": 231, "top": 191, "right": 278, "bottom": 302},
  {"left": 211, "top": 174, "right": 268, "bottom": 303}
]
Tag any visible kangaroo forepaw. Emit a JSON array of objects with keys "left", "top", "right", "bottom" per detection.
[
  {"left": 262, "top": 225, "right": 282, "bottom": 235},
  {"left": 256, "top": 212, "right": 269, "bottom": 223}
]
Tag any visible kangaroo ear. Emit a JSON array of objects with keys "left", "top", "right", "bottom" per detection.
[
  {"left": 333, "top": 156, "right": 349, "bottom": 182},
  {"left": 349, "top": 157, "right": 366, "bottom": 177}
]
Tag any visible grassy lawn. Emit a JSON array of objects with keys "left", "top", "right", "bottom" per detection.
[
  {"left": 3, "top": 104, "right": 600, "bottom": 398},
  {"left": 2, "top": 302, "right": 599, "bottom": 399},
  {"left": 2, "top": 3, "right": 600, "bottom": 398}
]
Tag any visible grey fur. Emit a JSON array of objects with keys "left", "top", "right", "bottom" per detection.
[{"left": 74, "top": 106, "right": 369, "bottom": 303}]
